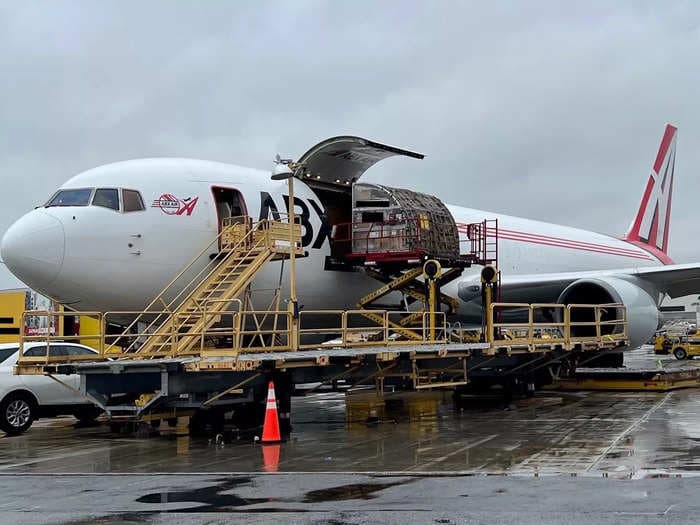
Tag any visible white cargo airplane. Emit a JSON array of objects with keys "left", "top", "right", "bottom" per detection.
[{"left": 2, "top": 124, "right": 697, "bottom": 349}]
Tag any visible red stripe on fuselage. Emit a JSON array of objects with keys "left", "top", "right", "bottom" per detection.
[
  {"left": 495, "top": 234, "right": 653, "bottom": 260},
  {"left": 494, "top": 227, "right": 648, "bottom": 256},
  {"left": 456, "top": 223, "right": 655, "bottom": 261}
]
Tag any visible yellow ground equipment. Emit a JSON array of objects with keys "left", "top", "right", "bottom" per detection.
[{"left": 658, "top": 331, "right": 700, "bottom": 360}]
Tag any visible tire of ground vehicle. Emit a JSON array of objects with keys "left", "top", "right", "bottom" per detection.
[
  {"left": 0, "top": 391, "right": 37, "bottom": 435},
  {"left": 673, "top": 347, "right": 688, "bottom": 360},
  {"left": 72, "top": 406, "right": 103, "bottom": 424}
]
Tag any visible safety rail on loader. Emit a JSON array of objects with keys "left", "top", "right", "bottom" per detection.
[
  {"left": 15, "top": 301, "right": 628, "bottom": 374},
  {"left": 479, "top": 302, "right": 628, "bottom": 355},
  {"left": 14, "top": 208, "right": 629, "bottom": 376}
]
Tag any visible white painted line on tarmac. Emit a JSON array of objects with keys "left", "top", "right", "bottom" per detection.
[
  {"left": 408, "top": 434, "right": 498, "bottom": 471},
  {"left": 586, "top": 392, "right": 673, "bottom": 472}
]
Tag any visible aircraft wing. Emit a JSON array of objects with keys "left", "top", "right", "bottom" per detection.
[
  {"left": 628, "top": 263, "right": 700, "bottom": 298},
  {"left": 296, "top": 136, "right": 424, "bottom": 190},
  {"left": 457, "top": 263, "right": 700, "bottom": 303}
]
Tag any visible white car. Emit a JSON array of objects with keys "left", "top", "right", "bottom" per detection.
[{"left": 0, "top": 342, "right": 102, "bottom": 435}]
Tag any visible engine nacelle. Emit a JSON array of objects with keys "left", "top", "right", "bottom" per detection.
[{"left": 556, "top": 277, "right": 660, "bottom": 349}]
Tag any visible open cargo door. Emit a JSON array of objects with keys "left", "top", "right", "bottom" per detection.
[{"left": 295, "top": 136, "right": 424, "bottom": 191}]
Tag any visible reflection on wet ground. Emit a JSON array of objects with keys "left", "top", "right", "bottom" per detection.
[{"left": 1, "top": 346, "right": 699, "bottom": 477}]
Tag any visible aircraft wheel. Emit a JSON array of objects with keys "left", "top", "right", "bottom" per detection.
[{"left": 673, "top": 347, "right": 688, "bottom": 360}]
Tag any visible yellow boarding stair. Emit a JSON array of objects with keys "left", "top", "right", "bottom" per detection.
[{"left": 114, "top": 218, "right": 301, "bottom": 357}]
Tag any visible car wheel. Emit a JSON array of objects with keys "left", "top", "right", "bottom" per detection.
[
  {"left": 73, "top": 406, "right": 103, "bottom": 424},
  {"left": 0, "top": 393, "right": 36, "bottom": 435},
  {"left": 673, "top": 347, "right": 688, "bottom": 360}
]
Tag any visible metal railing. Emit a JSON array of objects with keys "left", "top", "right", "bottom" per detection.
[
  {"left": 457, "top": 219, "right": 499, "bottom": 266},
  {"left": 332, "top": 218, "right": 424, "bottom": 258},
  {"left": 19, "top": 310, "right": 105, "bottom": 365},
  {"left": 16, "top": 301, "right": 628, "bottom": 367},
  {"left": 568, "top": 303, "right": 628, "bottom": 344},
  {"left": 333, "top": 218, "right": 498, "bottom": 267},
  {"left": 298, "top": 310, "right": 447, "bottom": 349},
  {"left": 489, "top": 302, "right": 627, "bottom": 347}
]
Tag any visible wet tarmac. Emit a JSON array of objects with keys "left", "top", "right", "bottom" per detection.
[
  {"left": 3, "top": 473, "right": 700, "bottom": 524},
  {"left": 1, "top": 347, "right": 698, "bottom": 476},
  {"left": 1, "top": 345, "right": 700, "bottom": 523},
  {"left": 1, "top": 386, "right": 699, "bottom": 476}
]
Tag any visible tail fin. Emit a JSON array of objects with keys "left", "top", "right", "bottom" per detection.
[{"left": 624, "top": 124, "right": 677, "bottom": 255}]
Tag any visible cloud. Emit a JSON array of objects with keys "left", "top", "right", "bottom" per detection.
[{"left": 1, "top": 1, "right": 700, "bottom": 289}]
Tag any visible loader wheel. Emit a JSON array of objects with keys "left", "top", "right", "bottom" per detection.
[{"left": 673, "top": 347, "right": 688, "bottom": 360}]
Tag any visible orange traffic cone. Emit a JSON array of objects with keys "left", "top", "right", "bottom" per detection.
[
  {"left": 261, "top": 381, "right": 281, "bottom": 443},
  {"left": 261, "top": 444, "right": 281, "bottom": 472}
]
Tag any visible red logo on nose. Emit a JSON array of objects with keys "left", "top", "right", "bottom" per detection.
[{"left": 152, "top": 194, "right": 199, "bottom": 216}]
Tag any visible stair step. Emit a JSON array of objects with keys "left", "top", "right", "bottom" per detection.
[
  {"left": 207, "top": 273, "right": 244, "bottom": 282},
  {"left": 205, "top": 278, "right": 242, "bottom": 288}
]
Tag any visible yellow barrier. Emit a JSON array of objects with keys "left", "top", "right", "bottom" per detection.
[
  {"left": 489, "top": 302, "right": 627, "bottom": 348},
  {"left": 20, "top": 310, "right": 104, "bottom": 364}
]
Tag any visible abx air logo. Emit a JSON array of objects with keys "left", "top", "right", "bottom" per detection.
[
  {"left": 258, "top": 191, "right": 330, "bottom": 249},
  {"left": 152, "top": 194, "right": 199, "bottom": 216}
]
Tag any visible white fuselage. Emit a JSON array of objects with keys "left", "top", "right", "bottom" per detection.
[{"left": 0, "top": 159, "right": 663, "bottom": 315}]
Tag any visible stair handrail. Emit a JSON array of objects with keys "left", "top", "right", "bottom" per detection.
[
  {"left": 137, "top": 233, "right": 274, "bottom": 355},
  {"left": 112, "top": 217, "right": 274, "bottom": 352},
  {"left": 148, "top": 218, "right": 301, "bottom": 356}
]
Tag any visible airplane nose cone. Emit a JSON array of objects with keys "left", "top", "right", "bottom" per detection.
[{"left": 1, "top": 211, "right": 65, "bottom": 289}]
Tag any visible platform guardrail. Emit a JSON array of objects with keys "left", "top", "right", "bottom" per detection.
[
  {"left": 489, "top": 302, "right": 627, "bottom": 351},
  {"left": 16, "top": 300, "right": 628, "bottom": 370}
]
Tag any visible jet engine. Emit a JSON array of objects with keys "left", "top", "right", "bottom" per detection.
[{"left": 556, "top": 276, "right": 660, "bottom": 349}]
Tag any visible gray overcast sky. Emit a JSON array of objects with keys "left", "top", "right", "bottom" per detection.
[{"left": 1, "top": 1, "right": 699, "bottom": 289}]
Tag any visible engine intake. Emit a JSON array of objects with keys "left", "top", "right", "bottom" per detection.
[{"left": 556, "top": 277, "right": 660, "bottom": 349}]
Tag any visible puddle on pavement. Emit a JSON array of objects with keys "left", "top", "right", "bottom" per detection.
[
  {"left": 135, "top": 477, "right": 268, "bottom": 510},
  {"left": 132, "top": 476, "right": 414, "bottom": 512},
  {"left": 302, "top": 479, "right": 414, "bottom": 503}
]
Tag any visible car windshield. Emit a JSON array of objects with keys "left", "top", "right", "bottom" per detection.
[
  {"left": 46, "top": 188, "right": 93, "bottom": 207},
  {"left": 0, "top": 347, "right": 18, "bottom": 364}
]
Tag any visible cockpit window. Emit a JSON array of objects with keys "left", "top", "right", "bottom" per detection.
[
  {"left": 46, "top": 188, "right": 93, "bottom": 207},
  {"left": 122, "top": 189, "right": 145, "bottom": 212},
  {"left": 92, "top": 188, "right": 120, "bottom": 211}
]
